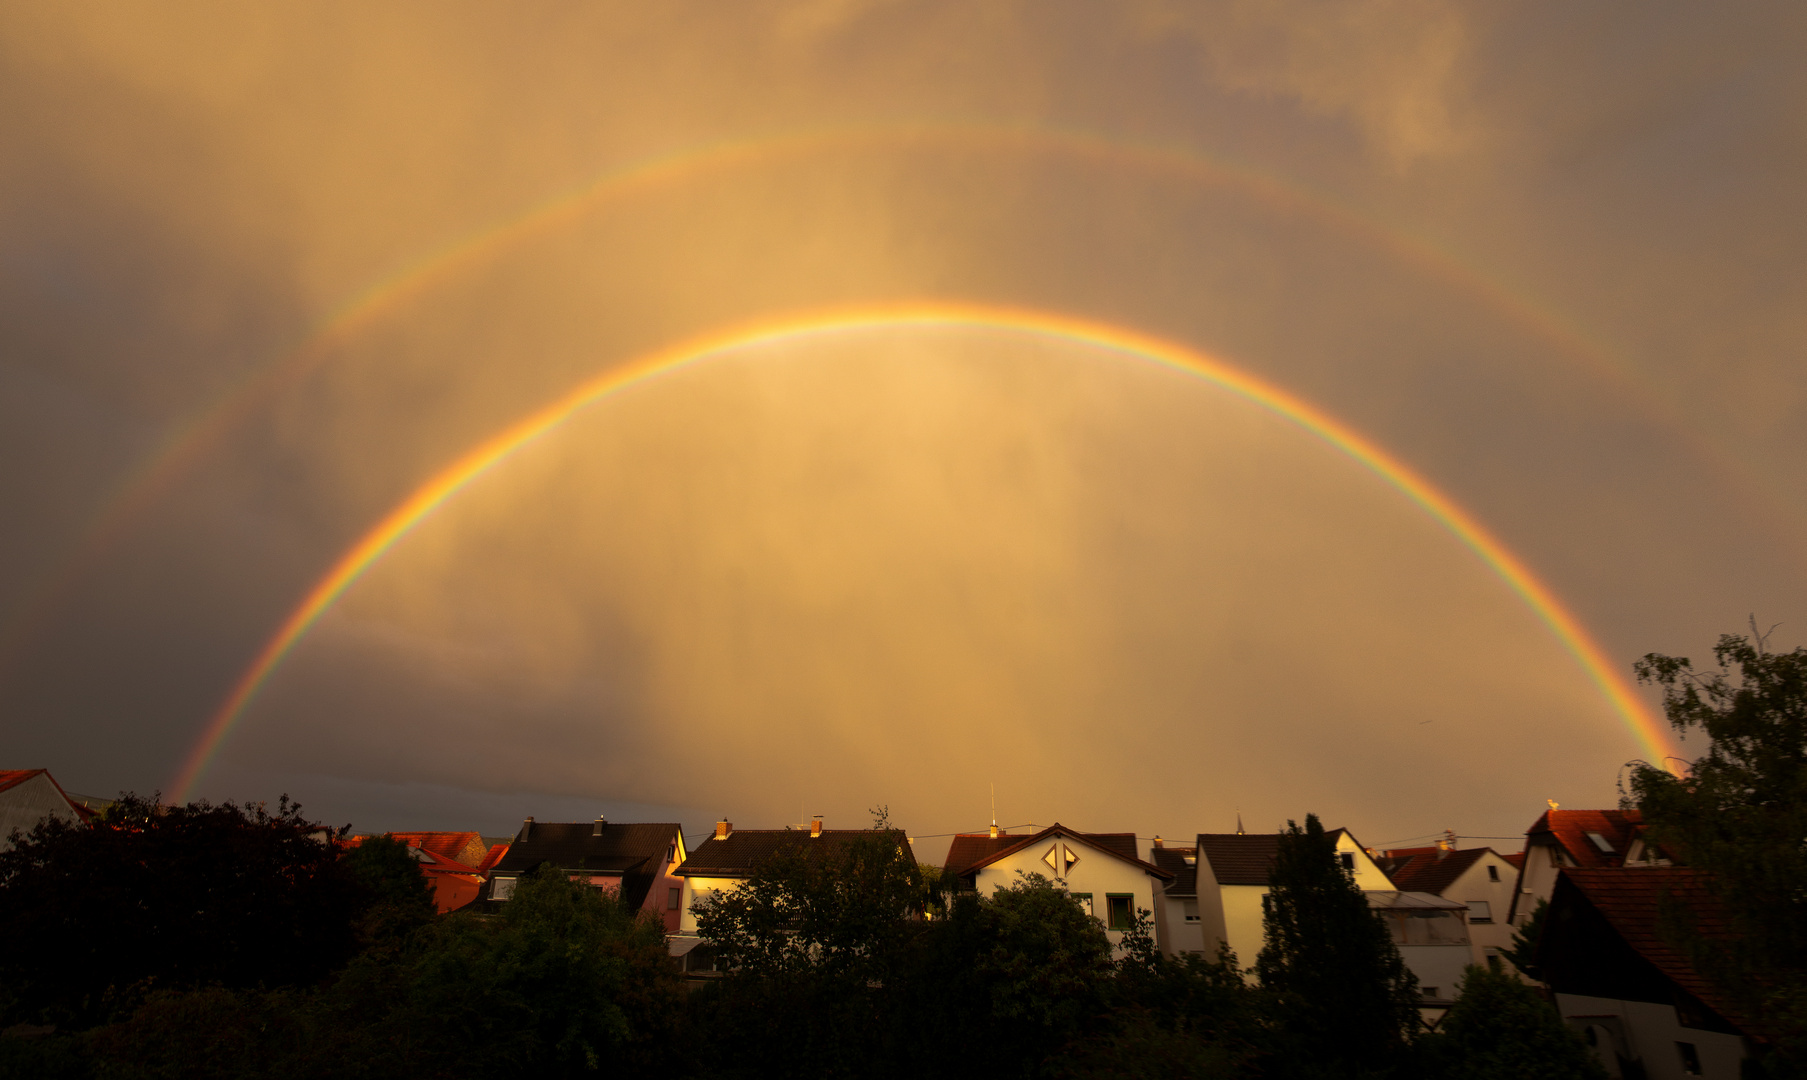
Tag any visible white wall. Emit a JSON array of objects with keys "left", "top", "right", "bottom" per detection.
[
  {"left": 970, "top": 833, "right": 1163, "bottom": 957},
  {"left": 1556, "top": 993, "right": 1747, "bottom": 1080},
  {"left": 1435, "top": 851, "right": 1523, "bottom": 965},
  {"left": 1208, "top": 833, "right": 1408, "bottom": 974},
  {"left": 0, "top": 773, "right": 81, "bottom": 852},
  {"left": 677, "top": 874, "right": 745, "bottom": 935}
]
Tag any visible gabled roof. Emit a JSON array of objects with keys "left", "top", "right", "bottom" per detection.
[
  {"left": 675, "top": 828, "right": 911, "bottom": 878},
  {"left": 492, "top": 821, "right": 680, "bottom": 876},
  {"left": 1553, "top": 868, "right": 1753, "bottom": 1036},
  {"left": 1195, "top": 833, "right": 1282, "bottom": 886},
  {"left": 1526, "top": 809, "right": 1643, "bottom": 869},
  {"left": 383, "top": 831, "right": 488, "bottom": 869},
  {"left": 476, "top": 842, "right": 510, "bottom": 875},
  {"left": 1153, "top": 846, "right": 1198, "bottom": 897},
  {"left": 958, "top": 823, "right": 1172, "bottom": 881},
  {"left": 0, "top": 769, "right": 88, "bottom": 822},
  {"left": 1382, "top": 847, "right": 1496, "bottom": 896},
  {"left": 944, "top": 833, "right": 1032, "bottom": 877},
  {"left": 1196, "top": 828, "right": 1373, "bottom": 887},
  {"left": 0, "top": 770, "right": 46, "bottom": 794}
]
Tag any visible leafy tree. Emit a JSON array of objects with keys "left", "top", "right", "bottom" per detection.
[
  {"left": 1099, "top": 916, "right": 1271, "bottom": 1077},
  {"left": 1416, "top": 964, "right": 1606, "bottom": 1080},
  {"left": 1628, "top": 632, "right": 1807, "bottom": 1071},
  {"left": 1255, "top": 813, "right": 1419, "bottom": 1077},
  {"left": 1502, "top": 898, "right": 1549, "bottom": 982},
  {"left": 0, "top": 794, "right": 363, "bottom": 1028},
  {"left": 342, "top": 834, "right": 436, "bottom": 950}
]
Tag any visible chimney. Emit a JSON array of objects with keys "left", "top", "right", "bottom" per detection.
[
  {"left": 988, "top": 823, "right": 1000, "bottom": 839},
  {"left": 519, "top": 816, "right": 534, "bottom": 842},
  {"left": 1152, "top": 835, "right": 1164, "bottom": 849},
  {"left": 592, "top": 814, "right": 607, "bottom": 837},
  {"left": 810, "top": 815, "right": 823, "bottom": 838},
  {"left": 715, "top": 819, "right": 732, "bottom": 840}
]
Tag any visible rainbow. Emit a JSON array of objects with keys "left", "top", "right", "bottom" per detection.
[
  {"left": 1, "top": 121, "right": 1766, "bottom": 679},
  {"left": 169, "top": 302, "right": 1682, "bottom": 800}
]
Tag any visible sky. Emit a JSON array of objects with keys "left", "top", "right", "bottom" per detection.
[{"left": 2, "top": 2, "right": 1804, "bottom": 861}]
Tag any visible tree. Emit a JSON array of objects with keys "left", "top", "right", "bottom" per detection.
[
  {"left": 1628, "top": 631, "right": 1807, "bottom": 1070},
  {"left": 1501, "top": 898, "right": 1548, "bottom": 982},
  {"left": 1416, "top": 964, "right": 1606, "bottom": 1080},
  {"left": 342, "top": 834, "right": 437, "bottom": 950},
  {"left": 0, "top": 794, "right": 364, "bottom": 1028},
  {"left": 1255, "top": 814, "right": 1419, "bottom": 1077}
]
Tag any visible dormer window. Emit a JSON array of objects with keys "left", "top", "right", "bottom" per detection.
[{"left": 1586, "top": 832, "right": 1615, "bottom": 854}]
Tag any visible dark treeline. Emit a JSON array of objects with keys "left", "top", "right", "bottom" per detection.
[{"left": 0, "top": 797, "right": 1602, "bottom": 1080}]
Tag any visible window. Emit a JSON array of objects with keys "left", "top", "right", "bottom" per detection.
[
  {"left": 1338, "top": 852, "right": 1356, "bottom": 872},
  {"left": 1420, "top": 987, "right": 1439, "bottom": 998},
  {"left": 1466, "top": 900, "right": 1492, "bottom": 923},
  {"left": 1676, "top": 1041, "right": 1702, "bottom": 1076},
  {"left": 491, "top": 876, "right": 517, "bottom": 901},
  {"left": 1183, "top": 899, "right": 1200, "bottom": 923},
  {"left": 667, "top": 887, "right": 681, "bottom": 910},
  {"left": 1586, "top": 831, "right": 1616, "bottom": 854},
  {"left": 1106, "top": 894, "right": 1134, "bottom": 930},
  {"left": 1487, "top": 865, "right": 1500, "bottom": 882}
]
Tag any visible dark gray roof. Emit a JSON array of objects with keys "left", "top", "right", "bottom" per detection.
[
  {"left": 674, "top": 829, "right": 911, "bottom": 878},
  {"left": 1153, "top": 846, "right": 1198, "bottom": 897},
  {"left": 490, "top": 821, "right": 681, "bottom": 909},
  {"left": 957, "top": 823, "right": 1172, "bottom": 882},
  {"left": 1196, "top": 828, "right": 1360, "bottom": 887}
]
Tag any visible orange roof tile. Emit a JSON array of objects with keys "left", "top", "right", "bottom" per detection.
[{"left": 1527, "top": 809, "right": 1643, "bottom": 869}]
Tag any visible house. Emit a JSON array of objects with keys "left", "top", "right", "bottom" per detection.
[
  {"left": 670, "top": 817, "right": 915, "bottom": 972},
  {"left": 1380, "top": 839, "right": 1524, "bottom": 970},
  {"left": 347, "top": 833, "right": 488, "bottom": 913},
  {"left": 1540, "top": 868, "right": 1756, "bottom": 1079},
  {"left": 482, "top": 815, "right": 687, "bottom": 931},
  {"left": 1194, "top": 828, "right": 1396, "bottom": 969},
  {"left": 381, "top": 830, "right": 491, "bottom": 869},
  {"left": 944, "top": 823, "right": 1174, "bottom": 958},
  {"left": 1150, "top": 838, "right": 1209, "bottom": 957},
  {"left": 1194, "top": 827, "right": 1474, "bottom": 1010},
  {"left": 1509, "top": 808, "right": 1654, "bottom": 927},
  {"left": 0, "top": 769, "right": 89, "bottom": 851}
]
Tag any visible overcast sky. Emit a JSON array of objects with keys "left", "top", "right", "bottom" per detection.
[{"left": 2, "top": 3, "right": 1803, "bottom": 859}]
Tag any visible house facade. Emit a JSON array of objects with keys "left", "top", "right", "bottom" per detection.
[
  {"left": 1195, "top": 828, "right": 1396, "bottom": 970},
  {"left": 483, "top": 815, "right": 688, "bottom": 930},
  {"left": 945, "top": 823, "right": 1173, "bottom": 958},
  {"left": 1510, "top": 808, "right": 1650, "bottom": 926},
  {"left": 0, "top": 769, "right": 88, "bottom": 851},
  {"left": 1541, "top": 868, "right": 1755, "bottom": 1079},
  {"left": 1150, "top": 839, "right": 1209, "bottom": 957},
  {"left": 1380, "top": 842, "right": 1524, "bottom": 970},
  {"left": 670, "top": 817, "right": 914, "bottom": 972}
]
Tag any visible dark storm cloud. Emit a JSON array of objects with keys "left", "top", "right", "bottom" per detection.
[{"left": 1, "top": 2, "right": 1803, "bottom": 843}]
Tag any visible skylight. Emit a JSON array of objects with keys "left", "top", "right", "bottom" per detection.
[{"left": 1585, "top": 831, "right": 1615, "bottom": 854}]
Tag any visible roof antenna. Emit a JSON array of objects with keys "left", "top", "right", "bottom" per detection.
[
  {"left": 989, "top": 783, "right": 999, "bottom": 839},
  {"left": 1235, "top": 809, "right": 1245, "bottom": 835}
]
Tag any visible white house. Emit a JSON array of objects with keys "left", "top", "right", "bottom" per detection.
[
  {"left": 1150, "top": 839, "right": 1209, "bottom": 957},
  {"left": 1380, "top": 842, "right": 1525, "bottom": 970},
  {"left": 1194, "top": 828, "right": 1396, "bottom": 970},
  {"left": 0, "top": 769, "right": 88, "bottom": 851},
  {"left": 670, "top": 817, "right": 913, "bottom": 972},
  {"left": 945, "top": 823, "right": 1174, "bottom": 957},
  {"left": 1510, "top": 807, "right": 1650, "bottom": 927}
]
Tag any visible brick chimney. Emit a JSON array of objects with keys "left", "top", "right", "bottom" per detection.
[
  {"left": 810, "top": 815, "right": 823, "bottom": 838},
  {"left": 592, "top": 814, "right": 607, "bottom": 837},
  {"left": 1153, "top": 835, "right": 1164, "bottom": 849},
  {"left": 989, "top": 823, "right": 1000, "bottom": 839},
  {"left": 715, "top": 819, "right": 732, "bottom": 840},
  {"left": 519, "top": 816, "right": 533, "bottom": 842}
]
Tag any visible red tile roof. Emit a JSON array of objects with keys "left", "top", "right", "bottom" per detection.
[
  {"left": 944, "top": 833, "right": 1032, "bottom": 876},
  {"left": 1527, "top": 809, "right": 1643, "bottom": 868},
  {"left": 1382, "top": 847, "right": 1494, "bottom": 896},
  {"left": 476, "top": 842, "right": 510, "bottom": 874},
  {"left": 382, "top": 831, "right": 489, "bottom": 868},
  {"left": 1559, "top": 868, "right": 1751, "bottom": 1034},
  {"left": 1504, "top": 852, "right": 1526, "bottom": 870}
]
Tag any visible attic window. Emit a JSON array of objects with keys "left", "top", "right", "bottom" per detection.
[
  {"left": 1487, "top": 865, "right": 1500, "bottom": 882},
  {"left": 1339, "top": 852, "right": 1356, "bottom": 872},
  {"left": 1586, "top": 831, "right": 1616, "bottom": 854}
]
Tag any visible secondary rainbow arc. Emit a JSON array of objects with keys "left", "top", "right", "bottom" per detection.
[
  {"left": 169, "top": 302, "right": 1681, "bottom": 801},
  {"left": 4, "top": 120, "right": 1767, "bottom": 681}
]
